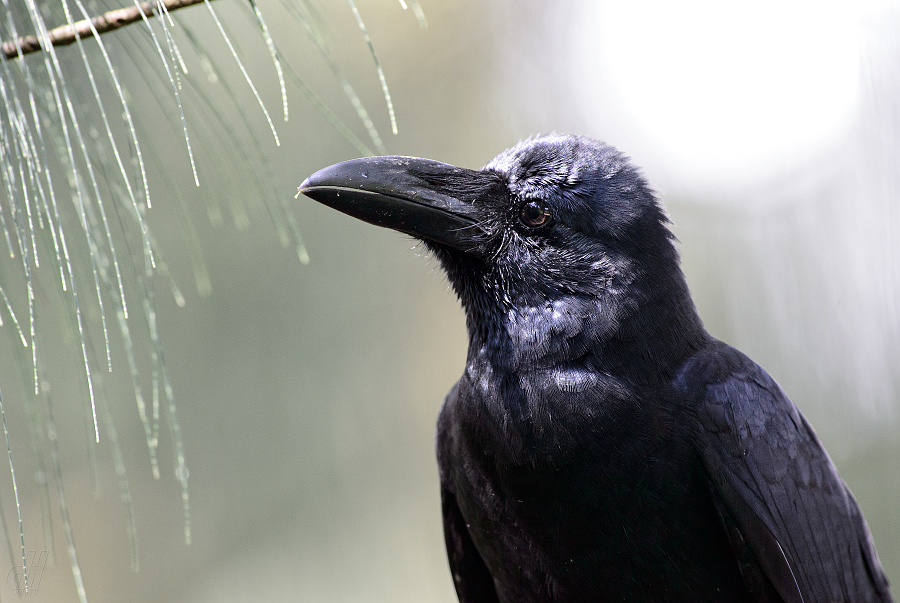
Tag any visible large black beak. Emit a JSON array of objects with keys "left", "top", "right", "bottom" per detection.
[{"left": 298, "top": 156, "right": 483, "bottom": 252}]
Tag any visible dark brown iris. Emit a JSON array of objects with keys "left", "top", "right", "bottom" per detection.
[{"left": 519, "top": 201, "right": 551, "bottom": 228}]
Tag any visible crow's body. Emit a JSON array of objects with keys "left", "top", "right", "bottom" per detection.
[{"left": 301, "top": 135, "right": 893, "bottom": 603}]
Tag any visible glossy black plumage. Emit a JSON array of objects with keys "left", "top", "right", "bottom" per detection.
[{"left": 300, "top": 135, "right": 893, "bottom": 603}]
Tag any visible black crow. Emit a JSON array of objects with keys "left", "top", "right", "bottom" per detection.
[{"left": 300, "top": 134, "right": 893, "bottom": 603}]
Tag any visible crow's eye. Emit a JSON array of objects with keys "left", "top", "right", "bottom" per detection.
[{"left": 519, "top": 201, "right": 552, "bottom": 228}]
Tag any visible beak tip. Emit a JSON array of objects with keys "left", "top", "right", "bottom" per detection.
[{"left": 298, "top": 177, "right": 312, "bottom": 196}]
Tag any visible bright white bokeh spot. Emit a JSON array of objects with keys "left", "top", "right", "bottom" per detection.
[{"left": 577, "top": 0, "right": 867, "bottom": 186}]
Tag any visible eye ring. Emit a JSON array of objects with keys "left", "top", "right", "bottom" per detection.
[{"left": 519, "top": 201, "right": 552, "bottom": 228}]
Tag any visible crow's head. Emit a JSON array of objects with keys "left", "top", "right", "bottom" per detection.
[{"left": 301, "top": 135, "right": 701, "bottom": 366}]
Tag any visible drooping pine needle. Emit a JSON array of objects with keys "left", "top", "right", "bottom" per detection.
[
  {"left": 0, "top": 387, "right": 28, "bottom": 594},
  {"left": 347, "top": 0, "right": 397, "bottom": 136},
  {"left": 248, "top": 0, "right": 288, "bottom": 122},
  {"left": 203, "top": 0, "right": 280, "bottom": 146}
]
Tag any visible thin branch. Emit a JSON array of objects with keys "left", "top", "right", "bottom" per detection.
[{"left": 3, "top": 0, "right": 210, "bottom": 60}]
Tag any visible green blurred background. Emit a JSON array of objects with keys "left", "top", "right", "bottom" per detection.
[{"left": 0, "top": 1, "right": 897, "bottom": 601}]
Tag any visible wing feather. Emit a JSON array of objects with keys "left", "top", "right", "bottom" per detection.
[{"left": 677, "top": 342, "right": 893, "bottom": 603}]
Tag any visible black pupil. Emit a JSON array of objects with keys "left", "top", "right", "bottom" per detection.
[{"left": 521, "top": 203, "right": 548, "bottom": 227}]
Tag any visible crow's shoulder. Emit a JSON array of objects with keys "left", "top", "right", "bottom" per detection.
[{"left": 673, "top": 341, "right": 892, "bottom": 603}]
